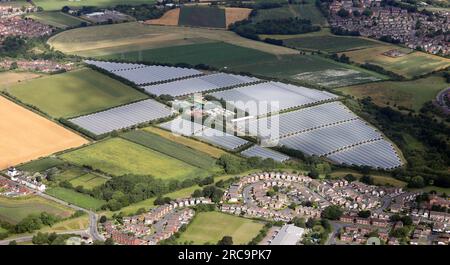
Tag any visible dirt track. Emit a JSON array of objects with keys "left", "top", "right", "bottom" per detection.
[{"left": 0, "top": 96, "right": 88, "bottom": 169}]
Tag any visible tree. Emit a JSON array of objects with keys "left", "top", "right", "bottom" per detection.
[
  {"left": 9, "top": 61, "right": 18, "bottom": 70},
  {"left": 337, "top": 8, "right": 350, "bottom": 18},
  {"left": 344, "top": 174, "right": 356, "bottom": 182},
  {"left": 99, "top": 215, "right": 107, "bottom": 223},
  {"left": 104, "top": 237, "right": 114, "bottom": 245},
  {"left": 308, "top": 170, "right": 319, "bottom": 179},
  {"left": 321, "top": 205, "right": 343, "bottom": 220},
  {"left": 358, "top": 210, "right": 371, "bottom": 218},
  {"left": 408, "top": 176, "right": 425, "bottom": 188},
  {"left": 192, "top": 189, "right": 203, "bottom": 198},
  {"left": 360, "top": 175, "right": 374, "bottom": 185},
  {"left": 8, "top": 240, "right": 17, "bottom": 245},
  {"left": 292, "top": 217, "right": 306, "bottom": 228},
  {"left": 217, "top": 236, "right": 233, "bottom": 245}
]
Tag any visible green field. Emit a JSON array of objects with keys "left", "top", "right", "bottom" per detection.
[
  {"left": 26, "top": 11, "right": 87, "bottom": 28},
  {"left": 253, "top": 3, "right": 327, "bottom": 26},
  {"left": 179, "top": 6, "right": 226, "bottom": 28},
  {"left": 121, "top": 130, "right": 219, "bottom": 170},
  {"left": 18, "top": 157, "right": 65, "bottom": 172},
  {"left": 69, "top": 173, "right": 108, "bottom": 190},
  {"left": 46, "top": 187, "right": 105, "bottom": 210},
  {"left": 7, "top": 68, "right": 147, "bottom": 118},
  {"left": 48, "top": 22, "right": 298, "bottom": 57},
  {"left": 101, "top": 42, "right": 274, "bottom": 69},
  {"left": 54, "top": 167, "right": 86, "bottom": 182},
  {"left": 177, "top": 212, "right": 264, "bottom": 245},
  {"left": 59, "top": 138, "right": 209, "bottom": 180},
  {"left": 0, "top": 196, "right": 74, "bottom": 224},
  {"left": 283, "top": 32, "right": 380, "bottom": 53},
  {"left": 101, "top": 42, "right": 384, "bottom": 88},
  {"left": 144, "top": 127, "right": 228, "bottom": 159},
  {"left": 338, "top": 75, "right": 449, "bottom": 111},
  {"left": 34, "top": 0, "right": 155, "bottom": 11},
  {"left": 341, "top": 46, "right": 450, "bottom": 78}
]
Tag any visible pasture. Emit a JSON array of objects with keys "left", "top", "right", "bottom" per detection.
[
  {"left": 33, "top": 0, "right": 155, "bottom": 11},
  {"left": 0, "top": 72, "right": 41, "bottom": 90},
  {"left": 59, "top": 138, "right": 209, "bottom": 180},
  {"left": 69, "top": 173, "right": 108, "bottom": 190},
  {"left": 17, "top": 157, "right": 65, "bottom": 173},
  {"left": 177, "top": 212, "right": 264, "bottom": 245},
  {"left": 0, "top": 196, "right": 74, "bottom": 224},
  {"left": 144, "top": 127, "right": 227, "bottom": 159},
  {"left": 341, "top": 46, "right": 450, "bottom": 78},
  {"left": 48, "top": 22, "right": 298, "bottom": 56},
  {"left": 26, "top": 11, "right": 87, "bottom": 29},
  {"left": 337, "top": 75, "right": 449, "bottom": 111},
  {"left": 45, "top": 187, "right": 105, "bottom": 210},
  {"left": 178, "top": 6, "right": 226, "bottom": 28},
  {"left": 0, "top": 96, "right": 88, "bottom": 170},
  {"left": 7, "top": 68, "right": 147, "bottom": 118},
  {"left": 120, "top": 130, "right": 219, "bottom": 171}
]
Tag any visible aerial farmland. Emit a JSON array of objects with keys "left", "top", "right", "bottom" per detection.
[{"left": 0, "top": 0, "right": 449, "bottom": 249}]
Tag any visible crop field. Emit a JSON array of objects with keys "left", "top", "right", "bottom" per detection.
[
  {"left": 48, "top": 22, "right": 298, "bottom": 56},
  {"left": 178, "top": 6, "right": 226, "bottom": 28},
  {"left": 25, "top": 11, "right": 87, "bottom": 29},
  {"left": 59, "top": 138, "right": 209, "bottom": 180},
  {"left": 340, "top": 46, "right": 450, "bottom": 78},
  {"left": 0, "top": 72, "right": 41, "bottom": 90},
  {"left": 98, "top": 41, "right": 383, "bottom": 87},
  {"left": 225, "top": 8, "right": 251, "bottom": 28},
  {"left": 68, "top": 173, "right": 108, "bottom": 190},
  {"left": 7, "top": 68, "right": 147, "bottom": 118},
  {"left": 253, "top": 3, "right": 326, "bottom": 26},
  {"left": 229, "top": 54, "right": 387, "bottom": 88},
  {"left": 101, "top": 42, "right": 276, "bottom": 70},
  {"left": 120, "top": 130, "right": 219, "bottom": 171},
  {"left": 282, "top": 29, "right": 380, "bottom": 53},
  {"left": 337, "top": 75, "right": 449, "bottom": 111},
  {"left": 17, "top": 157, "right": 65, "bottom": 172},
  {"left": 0, "top": 196, "right": 74, "bottom": 224},
  {"left": 143, "top": 127, "right": 227, "bottom": 159},
  {"left": 33, "top": 0, "right": 155, "bottom": 11},
  {"left": 46, "top": 187, "right": 105, "bottom": 210},
  {"left": 0, "top": 96, "right": 88, "bottom": 170},
  {"left": 146, "top": 8, "right": 180, "bottom": 26},
  {"left": 177, "top": 212, "right": 264, "bottom": 245}
]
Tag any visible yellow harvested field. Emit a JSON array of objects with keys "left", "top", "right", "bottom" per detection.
[
  {"left": 146, "top": 8, "right": 180, "bottom": 26},
  {"left": 48, "top": 22, "right": 298, "bottom": 56},
  {"left": 0, "top": 96, "right": 88, "bottom": 169},
  {"left": 0, "top": 72, "right": 41, "bottom": 90},
  {"left": 225, "top": 8, "right": 251, "bottom": 28}
]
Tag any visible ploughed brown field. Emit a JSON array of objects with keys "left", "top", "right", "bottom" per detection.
[{"left": 0, "top": 96, "right": 88, "bottom": 169}]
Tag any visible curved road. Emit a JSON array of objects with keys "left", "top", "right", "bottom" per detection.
[{"left": 0, "top": 190, "right": 104, "bottom": 245}]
